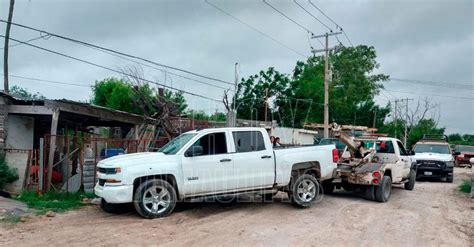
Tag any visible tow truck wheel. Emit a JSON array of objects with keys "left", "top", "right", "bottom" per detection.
[
  {"left": 374, "top": 176, "right": 392, "bottom": 202},
  {"left": 404, "top": 169, "right": 416, "bottom": 190},
  {"left": 289, "top": 174, "right": 320, "bottom": 208},
  {"left": 133, "top": 179, "right": 177, "bottom": 219}
]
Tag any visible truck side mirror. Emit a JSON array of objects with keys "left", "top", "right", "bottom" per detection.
[{"left": 186, "top": 146, "right": 203, "bottom": 157}]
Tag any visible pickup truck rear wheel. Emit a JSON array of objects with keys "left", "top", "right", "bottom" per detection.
[
  {"left": 289, "top": 174, "right": 319, "bottom": 208},
  {"left": 404, "top": 169, "right": 416, "bottom": 190},
  {"left": 133, "top": 179, "right": 177, "bottom": 219},
  {"left": 374, "top": 176, "right": 392, "bottom": 202}
]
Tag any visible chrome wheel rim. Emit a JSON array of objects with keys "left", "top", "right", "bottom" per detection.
[
  {"left": 296, "top": 179, "right": 316, "bottom": 202},
  {"left": 143, "top": 185, "right": 171, "bottom": 214}
]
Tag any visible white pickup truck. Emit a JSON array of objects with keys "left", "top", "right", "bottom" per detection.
[{"left": 95, "top": 127, "right": 338, "bottom": 218}]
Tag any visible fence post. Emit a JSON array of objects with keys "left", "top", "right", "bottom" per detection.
[{"left": 38, "top": 138, "right": 44, "bottom": 194}]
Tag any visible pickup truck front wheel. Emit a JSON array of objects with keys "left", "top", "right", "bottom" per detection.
[
  {"left": 289, "top": 174, "right": 319, "bottom": 208},
  {"left": 404, "top": 169, "right": 416, "bottom": 190},
  {"left": 133, "top": 179, "right": 177, "bottom": 219}
]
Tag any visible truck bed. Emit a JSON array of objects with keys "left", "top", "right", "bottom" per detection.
[{"left": 273, "top": 144, "right": 336, "bottom": 185}]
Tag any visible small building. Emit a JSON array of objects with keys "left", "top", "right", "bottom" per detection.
[{"left": 0, "top": 92, "right": 152, "bottom": 192}]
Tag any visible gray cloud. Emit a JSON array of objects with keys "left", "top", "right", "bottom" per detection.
[{"left": 0, "top": 0, "right": 472, "bottom": 133}]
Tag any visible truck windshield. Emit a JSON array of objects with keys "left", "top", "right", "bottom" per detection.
[
  {"left": 414, "top": 144, "right": 450, "bottom": 154},
  {"left": 159, "top": 133, "right": 196, "bottom": 155}
]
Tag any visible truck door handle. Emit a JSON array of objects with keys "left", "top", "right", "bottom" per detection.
[
  {"left": 220, "top": 159, "right": 232, "bottom": 162},
  {"left": 261, "top": 155, "right": 272, "bottom": 159}
]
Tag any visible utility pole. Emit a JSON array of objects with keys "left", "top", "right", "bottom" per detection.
[
  {"left": 312, "top": 32, "right": 341, "bottom": 138},
  {"left": 394, "top": 99, "right": 399, "bottom": 139},
  {"left": 3, "top": 0, "right": 15, "bottom": 93},
  {"left": 232, "top": 62, "right": 239, "bottom": 127},
  {"left": 264, "top": 88, "right": 268, "bottom": 123},
  {"left": 373, "top": 108, "right": 377, "bottom": 128},
  {"left": 402, "top": 98, "right": 414, "bottom": 147}
]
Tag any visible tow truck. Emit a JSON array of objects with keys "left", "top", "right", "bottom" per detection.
[{"left": 322, "top": 123, "right": 417, "bottom": 202}]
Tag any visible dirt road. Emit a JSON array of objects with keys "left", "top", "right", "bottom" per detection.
[{"left": 1, "top": 168, "right": 472, "bottom": 246}]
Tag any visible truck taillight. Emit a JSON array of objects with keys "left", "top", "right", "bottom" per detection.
[
  {"left": 372, "top": 171, "right": 381, "bottom": 178},
  {"left": 332, "top": 148, "right": 339, "bottom": 163}
]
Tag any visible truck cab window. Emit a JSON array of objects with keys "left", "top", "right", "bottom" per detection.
[
  {"left": 397, "top": 141, "right": 408, "bottom": 155},
  {"left": 377, "top": 141, "right": 395, "bottom": 154},
  {"left": 190, "top": 132, "right": 227, "bottom": 155},
  {"left": 233, "top": 131, "right": 265, "bottom": 153}
]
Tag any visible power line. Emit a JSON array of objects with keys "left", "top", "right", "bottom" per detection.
[
  {"left": 0, "top": 74, "right": 89, "bottom": 87},
  {"left": 389, "top": 78, "right": 474, "bottom": 90},
  {"left": 0, "top": 35, "right": 222, "bottom": 103},
  {"left": 0, "top": 33, "right": 50, "bottom": 50},
  {"left": 293, "top": 0, "right": 332, "bottom": 32},
  {"left": 0, "top": 19, "right": 233, "bottom": 87},
  {"left": 262, "top": 0, "right": 324, "bottom": 47},
  {"left": 308, "top": 0, "right": 353, "bottom": 46},
  {"left": 205, "top": 0, "right": 307, "bottom": 58},
  {"left": 81, "top": 44, "right": 232, "bottom": 91},
  {"left": 384, "top": 88, "right": 474, "bottom": 101}
]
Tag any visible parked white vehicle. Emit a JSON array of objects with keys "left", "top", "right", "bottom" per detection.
[
  {"left": 413, "top": 135, "right": 456, "bottom": 182},
  {"left": 95, "top": 127, "right": 338, "bottom": 218}
]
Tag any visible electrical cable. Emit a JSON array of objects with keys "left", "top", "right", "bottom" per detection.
[{"left": 0, "top": 35, "right": 222, "bottom": 103}]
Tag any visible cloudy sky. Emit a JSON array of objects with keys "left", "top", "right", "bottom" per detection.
[{"left": 0, "top": 0, "right": 472, "bottom": 134}]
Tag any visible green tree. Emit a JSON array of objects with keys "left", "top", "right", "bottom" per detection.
[
  {"left": 448, "top": 133, "right": 463, "bottom": 142},
  {"left": 234, "top": 67, "right": 291, "bottom": 121},
  {"left": 91, "top": 78, "right": 187, "bottom": 116},
  {"left": 237, "top": 45, "right": 390, "bottom": 128},
  {"left": 407, "top": 119, "right": 445, "bottom": 148},
  {"left": 188, "top": 110, "right": 226, "bottom": 121},
  {"left": 380, "top": 119, "right": 445, "bottom": 148},
  {"left": 9, "top": 85, "right": 45, "bottom": 100},
  {"left": 92, "top": 78, "right": 138, "bottom": 114}
]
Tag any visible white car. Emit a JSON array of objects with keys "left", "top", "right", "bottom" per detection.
[
  {"left": 95, "top": 127, "right": 338, "bottom": 218},
  {"left": 413, "top": 136, "right": 455, "bottom": 182}
]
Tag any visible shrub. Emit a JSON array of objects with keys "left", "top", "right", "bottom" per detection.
[
  {"left": 458, "top": 179, "right": 471, "bottom": 194},
  {"left": 0, "top": 152, "right": 19, "bottom": 189}
]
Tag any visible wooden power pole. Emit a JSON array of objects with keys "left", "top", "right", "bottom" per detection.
[
  {"left": 3, "top": 0, "right": 15, "bottom": 93},
  {"left": 312, "top": 32, "right": 341, "bottom": 138}
]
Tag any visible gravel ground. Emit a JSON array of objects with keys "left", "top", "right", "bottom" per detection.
[{"left": 1, "top": 167, "right": 472, "bottom": 246}]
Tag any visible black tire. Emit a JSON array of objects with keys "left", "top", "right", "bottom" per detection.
[
  {"left": 446, "top": 174, "right": 453, "bottom": 183},
  {"left": 100, "top": 199, "right": 130, "bottom": 214},
  {"left": 288, "top": 174, "right": 320, "bottom": 208},
  {"left": 321, "top": 180, "right": 335, "bottom": 194},
  {"left": 374, "top": 176, "right": 392, "bottom": 202},
  {"left": 363, "top": 186, "right": 375, "bottom": 201},
  {"left": 404, "top": 170, "right": 416, "bottom": 190},
  {"left": 133, "top": 179, "right": 177, "bottom": 219}
]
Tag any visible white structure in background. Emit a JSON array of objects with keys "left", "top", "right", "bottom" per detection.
[{"left": 271, "top": 127, "right": 318, "bottom": 145}]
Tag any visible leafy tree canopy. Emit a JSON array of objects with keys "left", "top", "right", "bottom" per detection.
[
  {"left": 236, "top": 45, "right": 390, "bottom": 128},
  {"left": 10, "top": 85, "right": 45, "bottom": 100},
  {"left": 91, "top": 77, "right": 187, "bottom": 116}
]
